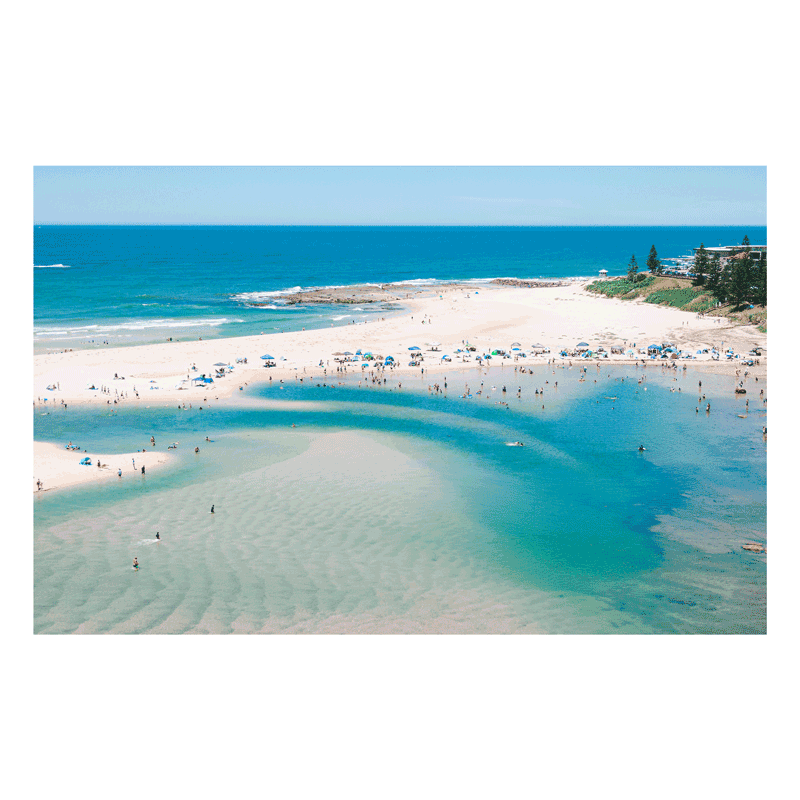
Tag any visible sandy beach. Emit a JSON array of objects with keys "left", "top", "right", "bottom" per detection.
[
  {"left": 33, "top": 441, "right": 172, "bottom": 493},
  {"left": 34, "top": 281, "right": 766, "bottom": 492}
]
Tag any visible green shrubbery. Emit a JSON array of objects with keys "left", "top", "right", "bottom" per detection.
[
  {"left": 643, "top": 287, "right": 704, "bottom": 308},
  {"left": 586, "top": 276, "right": 656, "bottom": 298}
]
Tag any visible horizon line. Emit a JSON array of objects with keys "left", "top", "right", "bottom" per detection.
[{"left": 33, "top": 222, "right": 767, "bottom": 228}]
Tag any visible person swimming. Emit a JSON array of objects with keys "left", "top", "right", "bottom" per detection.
[{"left": 638, "top": 445, "right": 646, "bottom": 452}]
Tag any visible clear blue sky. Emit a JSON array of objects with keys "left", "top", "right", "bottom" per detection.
[{"left": 33, "top": 166, "right": 766, "bottom": 226}]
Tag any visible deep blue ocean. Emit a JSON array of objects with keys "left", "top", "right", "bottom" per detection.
[{"left": 33, "top": 226, "right": 765, "bottom": 353}]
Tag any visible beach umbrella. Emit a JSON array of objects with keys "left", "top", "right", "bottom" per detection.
[
  {"left": 332, "top": 351, "right": 344, "bottom": 356},
  {"left": 260, "top": 354, "right": 275, "bottom": 360},
  {"left": 511, "top": 341, "right": 521, "bottom": 347},
  {"left": 343, "top": 351, "right": 353, "bottom": 356},
  {"left": 511, "top": 347, "right": 521, "bottom": 351},
  {"left": 576, "top": 342, "right": 590, "bottom": 350},
  {"left": 408, "top": 346, "right": 421, "bottom": 351},
  {"left": 213, "top": 362, "right": 228, "bottom": 367},
  {"left": 355, "top": 349, "right": 362, "bottom": 354}
]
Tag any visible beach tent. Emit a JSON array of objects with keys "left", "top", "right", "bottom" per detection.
[
  {"left": 80, "top": 457, "right": 92, "bottom": 465},
  {"left": 647, "top": 344, "right": 662, "bottom": 352}
]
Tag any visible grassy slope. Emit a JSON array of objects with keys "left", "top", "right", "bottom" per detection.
[{"left": 585, "top": 276, "right": 766, "bottom": 332}]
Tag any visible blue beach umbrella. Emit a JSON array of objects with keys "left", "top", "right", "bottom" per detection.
[
  {"left": 260, "top": 354, "right": 275, "bottom": 360},
  {"left": 408, "top": 346, "right": 421, "bottom": 351}
]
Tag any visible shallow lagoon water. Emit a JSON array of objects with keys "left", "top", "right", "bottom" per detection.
[{"left": 34, "top": 364, "right": 766, "bottom": 633}]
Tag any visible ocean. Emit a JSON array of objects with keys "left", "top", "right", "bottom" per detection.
[
  {"left": 33, "top": 226, "right": 767, "bottom": 634},
  {"left": 33, "top": 225, "right": 766, "bottom": 354}
]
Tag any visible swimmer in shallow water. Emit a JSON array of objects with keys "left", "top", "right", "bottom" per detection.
[
  {"left": 133, "top": 558, "right": 139, "bottom": 569},
  {"left": 638, "top": 445, "right": 646, "bottom": 452}
]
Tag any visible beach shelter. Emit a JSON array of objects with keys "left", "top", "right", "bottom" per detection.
[
  {"left": 408, "top": 346, "right": 421, "bottom": 351},
  {"left": 511, "top": 342, "right": 521, "bottom": 347},
  {"left": 576, "top": 342, "right": 590, "bottom": 351},
  {"left": 260, "top": 354, "right": 275, "bottom": 360},
  {"left": 647, "top": 344, "right": 662, "bottom": 353},
  {"left": 343, "top": 351, "right": 353, "bottom": 356}
]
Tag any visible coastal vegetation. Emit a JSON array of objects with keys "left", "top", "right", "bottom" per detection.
[
  {"left": 586, "top": 275, "right": 766, "bottom": 331},
  {"left": 588, "top": 237, "right": 767, "bottom": 331}
]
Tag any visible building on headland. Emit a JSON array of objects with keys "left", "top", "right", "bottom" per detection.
[
  {"left": 599, "top": 269, "right": 608, "bottom": 278},
  {"left": 693, "top": 245, "right": 766, "bottom": 264}
]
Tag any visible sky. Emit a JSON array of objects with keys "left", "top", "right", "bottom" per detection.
[{"left": 33, "top": 166, "right": 766, "bottom": 226}]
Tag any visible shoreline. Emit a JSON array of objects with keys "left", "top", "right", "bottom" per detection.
[
  {"left": 33, "top": 442, "right": 173, "bottom": 494},
  {"left": 34, "top": 281, "right": 766, "bottom": 492}
]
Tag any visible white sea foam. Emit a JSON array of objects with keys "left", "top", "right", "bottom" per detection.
[
  {"left": 35, "top": 318, "right": 244, "bottom": 337},
  {"left": 34, "top": 264, "right": 70, "bottom": 269}
]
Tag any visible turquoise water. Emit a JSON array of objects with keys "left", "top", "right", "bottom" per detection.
[
  {"left": 33, "top": 364, "right": 766, "bottom": 634},
  {"left": 33, "top": 225, "right": 765, "bottom": 353}
]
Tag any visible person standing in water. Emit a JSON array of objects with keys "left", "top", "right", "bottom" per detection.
[
  {"left": 133, "top": 558, "right": 139, "bottom": 569},
  {"left": 210, "top": 505, "right": 215, "bottom": 513},
  {"left": 155, "top": 532, "right": 160, "bottom": 540}
]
